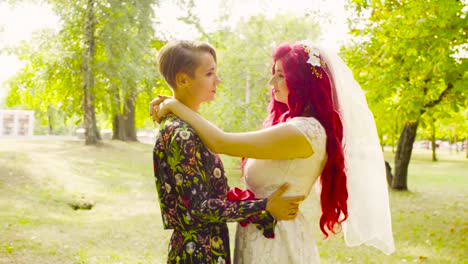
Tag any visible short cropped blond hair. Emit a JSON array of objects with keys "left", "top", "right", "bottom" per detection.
[{"left": 157, "top": 40, "right": 217, "bottom": 89}]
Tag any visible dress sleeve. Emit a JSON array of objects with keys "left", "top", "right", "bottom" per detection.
[
  {"left": 288, "top": 117, "right": 327, "bottom": 154},
  {"left": 166, "top": 125, "right": 272, "bottom": 227}
]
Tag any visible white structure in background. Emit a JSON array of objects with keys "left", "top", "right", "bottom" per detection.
[{"left": 0, "top": 109, "right": 35, "bottom": 137}]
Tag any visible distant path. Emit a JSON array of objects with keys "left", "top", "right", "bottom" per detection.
[
  {"left": 0, "top": 134, "right": 156, "bottom": 145},
  {"left": 0, "top": 135, "right": 78, "bottom": 141}
]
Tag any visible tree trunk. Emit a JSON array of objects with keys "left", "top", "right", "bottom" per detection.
[
  {"left": 112, "top": 116, "right": 118, "bottom": 140},
  {"left": 112, "top": 115, "right": 126, "bottom": 141},
  {"left": 111, "top": 88, "right": 125, "bottom": 141},
  {"left": 466, "top": 138, "right": 468, "bottom": 158},
  {"left": 124, "top": 95, "right": 137, "bottom": 141},
  {"left": 385, "top": 161, "right": 393, "bottom": 187},
  {"left": 392, "top": 120, "right": 419, "bottom": 190},
  {"left": 111, "top": 92, "right": 136, "bottom": 141},
  {"left": 82, "top": 0, "right": 99, "bottom": 145},
  {"left": 47, "top": 105, "right": 54, "bottom": 135},
  {"left": 431, "top": 117, "right": 437, "bottom": 162}
]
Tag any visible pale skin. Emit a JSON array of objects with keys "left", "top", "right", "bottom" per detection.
[{"left": 158, "top": 51, "right": 303, "bottom": 220}]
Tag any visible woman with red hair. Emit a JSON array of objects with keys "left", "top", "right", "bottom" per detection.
[{"left": 151, "top": 41, "right": 394, "bottom": 263}]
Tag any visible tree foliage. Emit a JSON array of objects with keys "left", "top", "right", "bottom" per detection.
[
  {"left": 344, "top": 0, "right": 468, "bottom": 189},
  {"left": 199, "top": 14, "right": 321, "bottom": 132},
  {"left": 5, "top": 0, "right": 165, "bottom": 140}
]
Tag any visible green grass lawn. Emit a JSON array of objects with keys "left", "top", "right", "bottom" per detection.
[{"left": 0, "top": 139, "right": 466, "bottom": 263}]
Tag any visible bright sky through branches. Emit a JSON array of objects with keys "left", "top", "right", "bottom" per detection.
[{"left": 0, "top": 0, "right": 349, "bottom": 103}]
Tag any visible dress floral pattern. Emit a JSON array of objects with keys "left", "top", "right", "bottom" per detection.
[{"left": 153, "top": 115, "right": 275, "bottom": 264}]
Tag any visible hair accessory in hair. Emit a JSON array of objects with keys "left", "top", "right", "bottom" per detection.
[{"left": 300, "top": 40, "right": 323, "bottom": 78}]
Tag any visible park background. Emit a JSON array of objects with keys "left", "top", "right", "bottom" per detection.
[{"left": 0, "top": 0, "right": 467, "bottom": 263}]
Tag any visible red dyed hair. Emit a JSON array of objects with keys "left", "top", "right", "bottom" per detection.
[{"left": 263, "top": 43, "right": 348, "bottom": 237}]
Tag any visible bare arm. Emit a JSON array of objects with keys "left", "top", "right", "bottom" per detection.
[{"left": 160, "top": 99, "right": 314, "bottom": 160}]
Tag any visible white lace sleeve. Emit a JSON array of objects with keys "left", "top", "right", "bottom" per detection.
[{"left": 288, "top": 117, "right": 327, "bottom": 154}]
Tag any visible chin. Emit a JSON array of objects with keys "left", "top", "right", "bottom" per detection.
[
  {"left": 274, "top": 96, "right": 286, "bottom": 104},
  {"left": 204, "top": 96, "right": 215, "bottom": 103}
]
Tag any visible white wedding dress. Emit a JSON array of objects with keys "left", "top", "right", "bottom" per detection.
[
  {"left": 234, "top": 44, "right": 396, "bottom": 263},
  {"left": 234, "top": 116, "right": 327, "bottom": 264}
]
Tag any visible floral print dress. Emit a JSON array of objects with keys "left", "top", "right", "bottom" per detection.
[{"left": 153, "top": 115, "right": 275, "bottom": 264}]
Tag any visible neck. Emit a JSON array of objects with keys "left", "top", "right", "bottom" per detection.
[{"left": 174, "top": 92, "right": 200, "bottom": 112}]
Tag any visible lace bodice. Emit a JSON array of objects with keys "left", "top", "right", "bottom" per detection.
[
  {"left": 243, "top": 116, "right": 327, "bottom": 198},
  {"left": 235, "top": 116, "right": 326, "bottom": 264}
]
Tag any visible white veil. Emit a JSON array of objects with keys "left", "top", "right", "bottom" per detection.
[{"left": 317, "top": 45, "right": 395, "bottom": 255}]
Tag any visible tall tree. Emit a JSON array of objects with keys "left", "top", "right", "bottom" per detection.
[
  {"left": 345, "top": 0, "right": 468, "bottom": 190},
  {"left": 6, "top": 0, "right": 162, "bottom": 142},
  {"left": 81, "top": 0, "right": 100, "bottom": 144},
  {"left": 97, "top": 0, "right": 157, "bottom": 141}
]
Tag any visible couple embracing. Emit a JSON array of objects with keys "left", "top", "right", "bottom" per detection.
[{"left": 150, "top": 40, "right": 395, "bottom": 264}]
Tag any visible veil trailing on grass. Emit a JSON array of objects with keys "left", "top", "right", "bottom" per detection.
[{"left": 318, "top": 45, "right": 395, "bottom": 255}]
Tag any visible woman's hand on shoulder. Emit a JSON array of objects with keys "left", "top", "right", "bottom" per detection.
[{"left": 149, "top": 95, "right": 175, "bottom": 123}]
